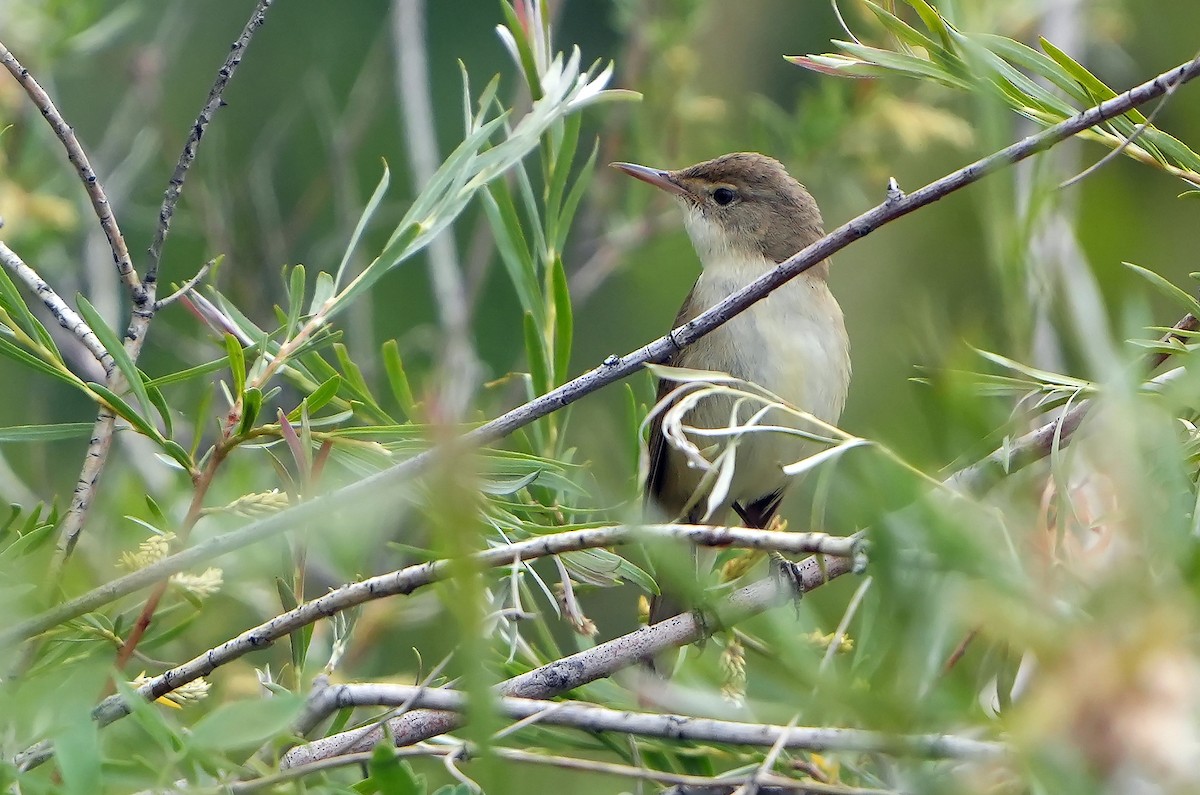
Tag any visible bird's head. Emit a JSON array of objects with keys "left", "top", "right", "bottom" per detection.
[{"left": 612, "top": 152, "right": 825, "bottom": 266}]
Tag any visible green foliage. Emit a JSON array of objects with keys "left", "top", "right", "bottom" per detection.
[{"left": 2, "top": 0, "right": 1200, "bottom": 794}]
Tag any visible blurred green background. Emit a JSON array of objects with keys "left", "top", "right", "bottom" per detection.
[{"left": 5, "top": 1, "right": 1200, "bottom": 791}]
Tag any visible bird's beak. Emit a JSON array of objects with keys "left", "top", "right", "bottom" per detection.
[{"left": 611, "top": 162, "right": 692, "bottom": 200}]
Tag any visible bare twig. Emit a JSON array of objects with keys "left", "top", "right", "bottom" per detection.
[
  {"left": 153, "top": 257, "right": 216, "bottom": 310},
  {"left": 143, "top": 0, "right": 273, "bottom": 292},
  {"left": 283, "top": 683, "right": 1005, "bottom": 767},
  {"left": 0, "top": 40, "right": 141, "bottom": 299},
  {"left": 735, "top": 714, "right": 799, "bottom": 795},
  {"left": 0, "top": 241, "right": 113, "bottom": 370}
]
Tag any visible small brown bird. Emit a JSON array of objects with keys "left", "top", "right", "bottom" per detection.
[{"left": 613, "top": 153, "right": 851, "bottom": 666}]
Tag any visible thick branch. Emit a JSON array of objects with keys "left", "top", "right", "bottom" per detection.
[
  {"left": 290, "top": 684, "right": 1006, "bottom": 762},
  {"left": 14, "top": 548, "right": 854, "bottom": 771}
]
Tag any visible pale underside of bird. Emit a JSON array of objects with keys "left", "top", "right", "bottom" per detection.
[{"left": 613, "top": 153, "right": 852, "bottom": 657}]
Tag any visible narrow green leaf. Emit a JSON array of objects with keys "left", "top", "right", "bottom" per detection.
[
  {"left": 864, "top": 0, "right": 941, "bottom": 53},
  {"left": 87, "top": 382, "right": 164, "bottom": 442},
  {"left": 970, "top": 349, "right": 1092, "bottom": 390},
  {"left": 0, "top": 423, "right": 94, "bottom": 442},
  {"left": 1039, "top": 38, "right": 1148, "bottom": 122},
  {"left": 556, "top": 139, "right": 599, "bottom": 253},
  {"left": 1139, "top": 128, "right": 1200, "bottom": 176},
  {"left": 973, "top": 33, "right": 1090, "bottom": 105},
  {"left": 334, "top": 163, "right": 391, "bottom": 290},
  {"left": 902, "top": 0, "right": 954, "bottom": 49},
  {"left": 145, "top": 495, "right": 167, "bottom": 525},
  {"left": 482, "top": 187, "right": 542, "bottom": 324},
  {"left": 76, "top": 295, "right": 154, "bottom": 418},
  {"left": 144, "top": 379, "right": 174, "bottom": 438},
  {"left": 286, "top": 263, "right": 306, "bottom": 336},
  {"left": 0, "top": 332, "right": 81, "bottom": 388},
  {"left": 162, "top": 440, "right": 195, "bottom": 471},
  {"left": 382, "top": 340, "right": 417, "bottom": 420},
  {"left": 309, "top": 271, "right": 336, "bottom": 316},
  {"left": 239, "top": 387, "right": 263, "bottom": 436},
  {"left": 144, "top": 342, "right": 265, "bottom": 388},
  {"left": 224, "top": 334, "right": 246, "bottom": 399},
  {"left": 288, "top": 374, "right": 343, "bottom": 421},
  {"left": 0, "top": 520, "right": 55, "bottom": 562},
  {"left": 0, "top": 263, "right": 62, "bottom": 357},
  {"left": 479, "top": 470, "right": 540, "bottom": 496},
  {"left": 499, "top": 1, "right": 543, "bottom": 99},
  {"left": 275, "top": 578, "right": 306, "bottom": 678},
  {"left": 833, "top": 40, "right": 972, "bottom": 89},
  {"left": 1125, "top": 262, "right": 1200, "bottom": 316},
  {"left": 546, "top": 112, "right": 581, "bottom": 223},
  {"left": 188, "top": 695, "right": 303, "bottom": 751},
  {"left": 549, "top": 256, "right": 573, "bottom": 386},
  {"left": 523, "top": 311, "right": 550, "bottom": 395}
]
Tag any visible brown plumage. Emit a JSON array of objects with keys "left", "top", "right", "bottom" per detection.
[{"left": 614, "top": 153, "right": 851, "bottom": 672}]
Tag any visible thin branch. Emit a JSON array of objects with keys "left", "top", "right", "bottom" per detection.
[
  {"left": 279, "top": 553, "right": 857, "bottom": 767},
  {"left": 434, "top": 52, "right": 1200, "bottom": 466},
  {"left": 228, "top": 743, "right": 864, "bottom": 795},
  {"left": 33, "top": 1, "right": 274, "bottom": 574},
  {"left": 947, "top": 311, "right": 1200, "bottom": 495},
  {"left": 1058, "top": 47, "right": 1200, "bottom": 191},
  {"left": 143, "top": 0, "right": 274, "bottom": 293},
  {"left": 153, "top": 257, "right": 215, "bottom": 310},
  {"left": 0, "top": 40, "right": 141, "bottom": 299},
  {"left": 284, "top": 683, "right": 1006, "bottom": 767},
  {"left": 0, "top": 241, "right": 113, "bottom": 370}
]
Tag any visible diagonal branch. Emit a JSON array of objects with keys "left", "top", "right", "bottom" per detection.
[
  {"left": 7, "top": 52, "right": 1200, "bottom": 644},
  {"left": 289, "top": 684, "right": 1007, "bottom": 761},
  {"left": 143, "top": 0, "right": 273, "bottom": 294},
  {"left": 0, "top": 41, "right": 142, "bottom": 301},
  {"left": 153, "top": 257, "right": 216, "bottom": 311}
]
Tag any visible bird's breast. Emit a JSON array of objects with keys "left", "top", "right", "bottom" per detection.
[
  {"left": 667, "top": 257, "right": 851, "bottom": 513},
  {"left": 684, "top": 260, "right": 850, "bottom": 425}
]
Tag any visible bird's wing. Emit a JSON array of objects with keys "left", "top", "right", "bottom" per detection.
[{"left": 645, "top": 284, "right": 701, "bottom": 518}]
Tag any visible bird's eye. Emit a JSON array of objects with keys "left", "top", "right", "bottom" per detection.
[{"left": 712, "top": 187, "right": 737, "bottom": 206}]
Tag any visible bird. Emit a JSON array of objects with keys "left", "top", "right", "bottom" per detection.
[{"left": 612, "top": 153, "right": 851, "bottom": 672}]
